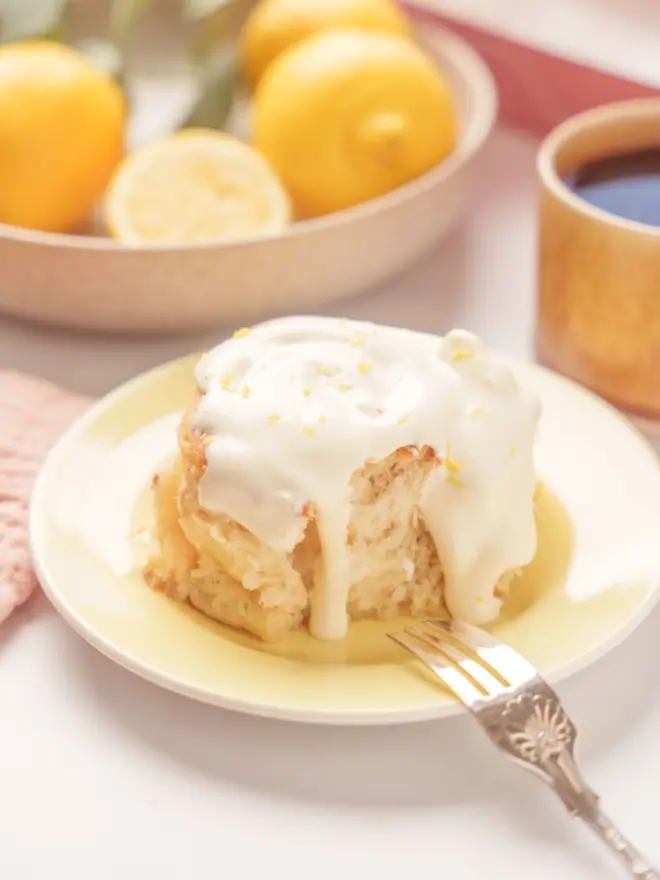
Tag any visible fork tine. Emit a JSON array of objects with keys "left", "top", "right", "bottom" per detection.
[
  {"left": 427, "top": 621, "right": 511, "bottom": 688},
  {"left": 388, "top": 632, "right": 483, "bottom": 705},
  {"left": 433, "top": 620, "right": 540, "bottom": 687},
  {"left": 403, "top": 627, "right": 490, "bottom": 697},
  {"left": 408, "top": 626, "right": 509, "bottom": 697}
]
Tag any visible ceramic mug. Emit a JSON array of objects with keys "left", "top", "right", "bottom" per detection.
[{"left": 537, "top": 98, "right": 660, "bottom": 438}]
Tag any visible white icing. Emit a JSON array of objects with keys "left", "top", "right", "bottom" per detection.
[{"left": 192, "top": 316, "right": 540, "bottom": 639}]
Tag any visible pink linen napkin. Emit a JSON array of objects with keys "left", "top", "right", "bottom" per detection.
[{"left": 0, "top": 371, "right": 92, "bottom": 625}]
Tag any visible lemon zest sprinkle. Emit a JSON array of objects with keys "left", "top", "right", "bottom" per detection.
[
  {"left": 357, "top": 361, "right": 373, "bottom": 374},
  {"left": 233, "top": 327, "right": 252, "bottom": 338},
  {"left": 267, "top": 414, "right": 280, "bottom": 424},
  {"left": 444, "top": 441, "right": 463, "bottom": 474},
  {"left": 316, "top": 365, "right": 340, "bottom": 377},
  {"left": 303, "top": 425, "right": 315, "bottom": 438}
]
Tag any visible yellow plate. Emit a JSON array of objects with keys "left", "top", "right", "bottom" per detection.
[{"left": 30, "top": 355, "right": 660, "bottom": 725}]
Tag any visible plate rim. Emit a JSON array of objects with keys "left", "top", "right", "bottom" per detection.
[{"left": 30, "top": 354, "right": 660, "bottom": 725}]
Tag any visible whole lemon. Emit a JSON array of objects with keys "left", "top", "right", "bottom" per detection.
[
  {"left": 253, "top": 30, "right": 458, "bottom": 218},
  {"left": 241, "top": 0, "right": 411, "bottom": 89},
  {"left": 0, "top": 41, "right": 126, "bottom": 233}
]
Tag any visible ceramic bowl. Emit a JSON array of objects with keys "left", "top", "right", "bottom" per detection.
[{"left": 0, "top": 12, "right": 497, "bottom": 334}]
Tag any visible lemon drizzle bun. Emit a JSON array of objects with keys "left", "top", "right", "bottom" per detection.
[{"left": 192, "top": 317, "right": 540, "bottom": 640}]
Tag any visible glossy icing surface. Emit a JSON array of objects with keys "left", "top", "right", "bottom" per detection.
[{"left": 194, "top": 316, "right": 541, "bottom": 638}]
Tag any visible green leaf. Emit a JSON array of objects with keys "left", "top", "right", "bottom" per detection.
[
  {"left": 185, "top": 0, "right": 238, "bottom": 62},
  {"left": 0, "top": 0, "right": 71, "bottom": 42},
  {"left": 182, "top": 44, "right": 239, "bottom": 131},
  {"left": 182, "top": 0, "right": 235, "bottom": 23},
  {"left": 73, "top": 38, "right": 126, "bottom": 89},
  {"left": 109, "top": 0, "right": 154, "bottom": 50}
]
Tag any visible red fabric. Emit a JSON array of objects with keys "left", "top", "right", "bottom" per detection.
[
  {"left": 0, "top": 371, "right": 91, "bottom": 624},
  {"left": 404, "top": 4, "right": 659, "bottom": 136}
]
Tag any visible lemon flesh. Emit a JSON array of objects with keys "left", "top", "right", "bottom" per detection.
[{"left": 105, "top": 130, "right": 292, "bottom": 245}]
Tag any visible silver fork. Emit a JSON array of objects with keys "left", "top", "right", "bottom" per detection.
[{"left": 389, "top": 620, "right": 659, "bottom": 879}]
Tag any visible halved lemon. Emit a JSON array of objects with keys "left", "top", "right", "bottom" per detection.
[{"left": 105, "top": 129, "right": 292, "bottom": 245}]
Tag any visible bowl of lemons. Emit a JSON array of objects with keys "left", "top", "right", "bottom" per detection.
[{"left": 0, "top": 0, "right": 497, "bottom": 333}]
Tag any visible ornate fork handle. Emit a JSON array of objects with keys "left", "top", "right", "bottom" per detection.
[
  {"left": 542, "top": 750, "right": 660, "bottom": 879},
  {"left": 582, "top": 808, "right": 660, "bottom": 879},
  {"left": 483, "top": 685, "right": 659, "bottom": 879}
]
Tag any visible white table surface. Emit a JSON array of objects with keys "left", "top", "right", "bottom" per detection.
[{"left": 2, "top": 128, "right": 659, "bottom": 880}]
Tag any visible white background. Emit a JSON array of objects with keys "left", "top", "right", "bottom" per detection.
[
  {"left": 1, "top": 129, "right": 660, "bottom": 879},
  {"left": 416, "top": 0, "right": 660, "bottom": 87}
]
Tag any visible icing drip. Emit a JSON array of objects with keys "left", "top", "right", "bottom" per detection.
[{"left": 193, "top": 316, "right": 540, "bottom": 639}]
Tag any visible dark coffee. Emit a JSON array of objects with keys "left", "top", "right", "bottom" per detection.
[{"left": 566, "top": 148, "right": 660, "bottom": 228}]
